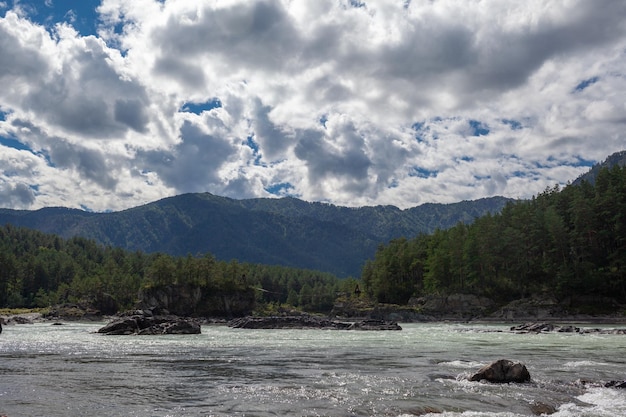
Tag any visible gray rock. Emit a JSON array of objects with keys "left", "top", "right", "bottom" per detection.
[
  {"left": 469, "top": 359, "right": 531, "bottom": 383},
  {"left": 97, "top": 311, "right": 200, "bottom": 335}
]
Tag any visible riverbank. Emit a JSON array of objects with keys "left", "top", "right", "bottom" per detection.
[
  {"left": 2, "top": 310, "right": 625, "bottom": 329},
  {"left": 2, "top": 293, "right": 625, "bottom": 327}
]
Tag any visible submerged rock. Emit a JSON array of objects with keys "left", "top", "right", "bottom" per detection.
[
  {"left": 228, "top": 315, "right": 401, "bottom": 330},
  {"left": 530, "top": 401, "right": 557, "bottom": 415},
  {"left": 469, "top": 359, "right": 531, "bottom": 383},
  {"left": 97, "top": 310, "right": 201, "bottom": 335}
]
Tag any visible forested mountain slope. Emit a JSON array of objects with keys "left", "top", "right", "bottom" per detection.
[{"left": 0, "top": 194, "right": 510, "bottom": 277}]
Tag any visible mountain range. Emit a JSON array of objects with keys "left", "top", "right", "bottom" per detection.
[
  {"left": 0, "top": 193, "right": 511, "bottom": 277},
  {"left": 0, "top": 150, "right": 622, "bottom": 277}
]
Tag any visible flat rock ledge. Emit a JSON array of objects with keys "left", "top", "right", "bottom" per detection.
[
  {"left": 510, "top": 322, "right": 626, "bottom": 334},
  {"left": 469, "top": 359, "right": 531, "bottom": 383},
  {"left": 97, "top": 310, "right": 201, "bottom": 335},
  {"left": 228, "top": 315, "right": 402, "bottom": 330}
]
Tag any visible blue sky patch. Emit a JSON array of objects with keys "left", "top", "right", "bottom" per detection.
[
  {"left": 319, "top": 114, "right": 328, "bottom": 128},
  {"left": 574, "top": 76, "right": 599, "bottom": 92},
  {"left": 572, "top": 156, "right": 595, "bottom": 167},
  {"left": 245, "top": 135, "right": 262, "bottom": 165},
  {"left": 181, "top": 98, "right": 222, "bottom": 114},
  {"left": 409, "top": 166, "right": 438, "bottom": 178},
  {"left": 245, "top": 135, "right": 259, "bottom": 153},
  {"left": 411, "top": 121, "right": 425, "bottom": 131},
  {"left": 349, "top": 0, "right": 366, "bottom": 8},
  {"left": 468, "top": 120, "right": 489, "bottom": 136},
  {"left": 502, "top": 119, "right": 523, "bottom": 130},
  {"left": 22, "top": 0, "right": 102, "bottom": 36},
  {"left": 411, "top": 122, "right": 427, "bottom": 142},
  {"left": 265, "top": 182, "right": 293, "bottom": 196},
  {"left": 0, "top": 135, "right": 33, "bottom": 152}
]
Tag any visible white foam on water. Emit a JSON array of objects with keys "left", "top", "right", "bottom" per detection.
[
  {"left": 563, "top": 360, "right": 610, "bottom": 369},
  {"left": 552, "top": 387, "right": 626, "bottom": 417},
  {"left": 409, "top": 412, "right": 522, "bottom": 417},
  {"left": 438, "top": 360, "right": 485, "bottom": 369}
]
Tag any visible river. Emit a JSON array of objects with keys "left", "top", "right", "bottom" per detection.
[{"left": 1, "top": 321, "right": 625, "bottom": 416}]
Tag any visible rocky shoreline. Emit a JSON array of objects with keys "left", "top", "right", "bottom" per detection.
[
  {"left": 1, "top": 293, "right": 624, "bottom": 330},
  {"left": 1, "top": 310, "right": 624, "bottom": 328}
]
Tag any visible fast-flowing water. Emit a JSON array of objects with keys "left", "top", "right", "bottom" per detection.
[{"left": 1, "top": 321, "right": 625, "bottom": 416}]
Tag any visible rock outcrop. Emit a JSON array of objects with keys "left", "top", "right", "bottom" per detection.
[
  {"left": 469, "top": 359, "right": 531, "bottom": 383},
  {"left": 410, "top": 293, "right": 495, "bottom": 319},
  {"left": 228, "top": 315, "right": 402, "bottom": 330},
  {"left": 137, "top": 284, "right": 255, "bottom": 317},
  {"left": 97, "top": 310, "right": 201, "bottom": 335},
  {"left": 510, "top": 322, "right": 626, "bottom": 334}
]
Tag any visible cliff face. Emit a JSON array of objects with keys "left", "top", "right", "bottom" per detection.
[{"left": 137, "top": 285, "right": 255, "bottom": 317}]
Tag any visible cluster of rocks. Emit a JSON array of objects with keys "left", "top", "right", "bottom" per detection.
[
  {"left": 0, "top": 314, "right": 41, "bottom": 325},
  {"left": 97, "top": 309, "right": 201, "bottom": 335},
  {"left": 510, "top": 322, "right": 626, "bottom": 334},
  {"left": 228, "top": 315, "right": 402, "bottom": 330}
]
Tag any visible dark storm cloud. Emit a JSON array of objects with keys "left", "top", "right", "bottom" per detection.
[
  {"left": 377, "top": 24, "right": 475, "bottom": 80},
  {"left": 137, "top": 120, "right": 236, "bottom": 192},
  {"left": 151, "top": 0, "right": 302, "bottom": 71},
  {"left": 114, "top": 99, "right": 149, "bottom": 133},
  {"left": 152, "top": 56, "right": 206, "bottom": 90},
  {"left": 364, "top": 1, "right": 626, "bottom": 101},
  {"left": 294, "top": 124, "right": 371, "bottom": 193},
  {"left": 252, "top": 100, "right": 292, "bottom": 161},
  {"left": 47, "top": 140, "right": 118, "bottom": 189}
]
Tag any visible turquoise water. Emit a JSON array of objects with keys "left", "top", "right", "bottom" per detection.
[{"left": 1, "top": 322, "right": 625, "bottom": 416}]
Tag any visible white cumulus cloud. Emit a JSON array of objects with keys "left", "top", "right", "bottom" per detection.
[{"left": 0, "top": 0, "right": 625, "bottom": 211}]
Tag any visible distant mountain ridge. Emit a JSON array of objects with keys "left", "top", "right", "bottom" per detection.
[
  {"left": 3, "top": 150, "right": 624, "bottom": 277},
  {"left": 573, "top": 150, "right": 626, "bottom": 185},
  {"left": 0, "top": 193, "right": 511, "bottom": 277}
]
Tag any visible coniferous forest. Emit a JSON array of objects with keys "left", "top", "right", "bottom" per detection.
[
  {"left": 362, "top": 165, "right": 626, "bottom": 306},
  {"left": 0, "top": 226, "right": 350, "bottom": 313},
  {"left": 0, "top": 164, "right": 625, "bottom": 315}
]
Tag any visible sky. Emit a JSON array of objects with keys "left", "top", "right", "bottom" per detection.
[{"left": 0, "top": 0, "right": 625, "bottom": 212}]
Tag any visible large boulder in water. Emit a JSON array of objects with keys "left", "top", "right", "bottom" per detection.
[
  {"left": 469, "top": 359, "right": 531, "bottom": 383},
  {"left": 97, "top": 310, "right": 201, "bottom": 335}
]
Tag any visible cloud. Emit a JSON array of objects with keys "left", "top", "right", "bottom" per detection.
[
  {"left": 0, "top": 0, "right": 625, "bottom": 212},
  {"left": 137, "top": 119, "right": 237, "bottom": 193},
  {"left": 0, "top": 182, "right": 35, "bottom": 207}
]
